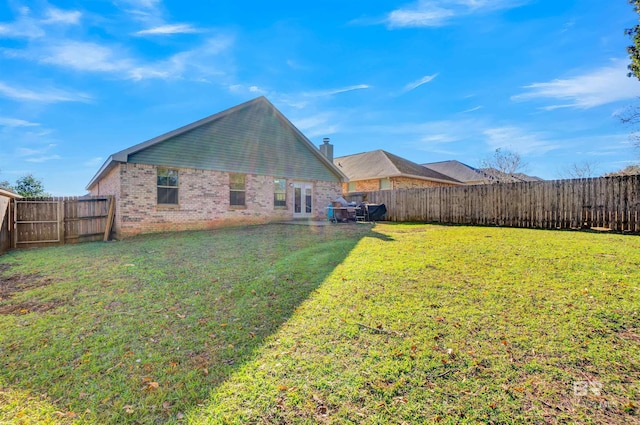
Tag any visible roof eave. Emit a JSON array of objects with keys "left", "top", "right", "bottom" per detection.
[
  {"left": 0, "top": 188, "right": 22, "bottom": 198},
  {"left": 85, "top": 155, "right": 119, "bottom": 190}
]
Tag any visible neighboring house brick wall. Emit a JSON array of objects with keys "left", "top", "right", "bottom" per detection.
[
  {"left": 97, "top": 163, "right": 341, "bottom": 238},
  {"left": 348, "top": 179, "right": 384, "bottom": 193},
  {"left": 391, "top": 177, "right": 457, "bottom": 189},
  {"left": 342, "top": 177, "right": 456, "bottom": 193}
]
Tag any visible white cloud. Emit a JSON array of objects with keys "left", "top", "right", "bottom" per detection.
[
  {"left": 6, "top": 34, "right": 233, "bottom": 81},
  {"left": 388, "top": 6, "right": 454, "bottom": 28},
  {"left": 386, "top": 0, "right": 528, "bottom": 28},
  {"left": 40, "top": 41, "right": 132, "bottom": 72},
  {"left": 26, "top": 155, "right": 62, "bottom": 163},
  {"left": 460, "top": 105, "right": 483, "bottom": 113},
  {"left": 276, "top": 84, "right": 371, "bottom": 109},
  {"left": 16, "top": 143, "right": 61, "bottom": 162},
  {"left": 0, "top": 6, "right": 81, "bottom": 39},
  {"left": 0, "top": 81, "right": 90, "bottom": 103},
  {"left": 42, "top": 7, "right": 82, "bottom": 25},
  {"left": 512, "top": 60, "right": 640, "bottom": 109},
  {"left": 292, "top": 113, "right": 339, "bottom": 138},
  {"left": 305, "top": 84, "right": 371, "bottom": 97},
  {"left": 135, "top": 23, "right": 202, "bottom": 35},
  {"left": 0, "top": 117, "right": 40, "bottom": 127},
  {"left": 483, "top": 126, "right": 559, "bottom": 155},
  {"left": 403, "top": 73, "right": 438, "bottom": 92}
]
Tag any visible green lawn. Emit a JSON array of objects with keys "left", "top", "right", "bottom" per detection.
[{"left": 0, "top": 223, "right": 638, "bottom": 424}]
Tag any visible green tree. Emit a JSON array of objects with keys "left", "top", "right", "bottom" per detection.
[
  {"left": 627, "top": 0, "right": 640, "bottom": 80},
  {"left": 0, "top": 170, "right": 13, "bottom": 191},
  {"left": 14, "top": 174, "right": 48, "bottom": 197},
  {"left": 0, "top": 179, "right": 11, "bottom": 191}
]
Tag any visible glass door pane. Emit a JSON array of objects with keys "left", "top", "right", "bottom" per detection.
[
  {"left": 294, "top": 187, "right": 302, "bottom": 213},
  {"left": 305, "top": 187, "right": 312, "bottom": 213}
]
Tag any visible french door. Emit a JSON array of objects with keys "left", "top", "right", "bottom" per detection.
[{"left": 293, "top": 182, "right": 313, "bottom": 218}]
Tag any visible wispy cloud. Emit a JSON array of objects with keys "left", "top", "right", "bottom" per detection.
[
  {"left": 276, "top": 84, "right": 371, "bottom": 109},
  {"left": 460, "top": 105, "right": 483, "bottom": 113},
  {"left": 304, "top": 84, "right": 371, "bottom": 98},
  {"left": 0, "top": 81, "right": 90, "bottom": 103},
  {"left": 40, "top": 41, "right": 132, "bottom": 72},
  {"left": 25, "top": 154, "right": 62, "bottom": 163},
  {"left": 135, "top": 23, "right": 202, "bottom": 35},
  {"left": 403, "top": 73, "right": 438, "bottom": 92},
  {"left": 5, "top": 34, "right": 233, "bottom": 81},
  {"left": 386, "top": 0, "right": 528, "bottom": 28},
  {"left": 0, "top": 6, "right": 81, "bottom": 39},
  {"left": 16, "top": 143, "right": 62, "bottom": 162},
  {"left": 0, "top": 117, "right": 40, "bottom": 127},
  {"left": 292, "top": 113, "right": 339, "bottom": 138},
  {"left": 42, "top": 7, "right": 82, "bottom": 25},
  {"left": 483, "top": 126, "right": 559, "bottom": 155},
  {"left": 512, "top": 59, "right": 640, "bottom": 109}
]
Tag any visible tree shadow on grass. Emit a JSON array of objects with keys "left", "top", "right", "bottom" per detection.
[{"left": 0, "top": 223, "right": 393, "bottom": 424}]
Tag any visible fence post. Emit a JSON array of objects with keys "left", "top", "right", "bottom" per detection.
[{"left": 58, "top": 198, "right": 65, "bottom": 245}]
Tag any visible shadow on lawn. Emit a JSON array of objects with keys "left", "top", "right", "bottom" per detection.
[{"left": 0, "top": 223, "right": 392, "bottom": 424}]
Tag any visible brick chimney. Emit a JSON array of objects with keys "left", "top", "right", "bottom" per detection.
[{"left": 319, "top": 137, "right": 333, "bottom": 162}]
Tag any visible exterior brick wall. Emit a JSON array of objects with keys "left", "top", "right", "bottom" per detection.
[
  {"left": 342, "top": 177, "right": 457, "bottom": 193},
  {"left": 391, "top": 177, "right": 457, "bottom": 189},
  {"left": 88, "top": 165, "right": 122, "bottom": 235},
  {"left": 92, "top": 163, "right": 341, "bottom": 238}
]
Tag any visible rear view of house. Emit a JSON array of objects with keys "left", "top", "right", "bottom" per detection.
[{"left": 86, "top": 97, "right": 346, "bottom": 238}]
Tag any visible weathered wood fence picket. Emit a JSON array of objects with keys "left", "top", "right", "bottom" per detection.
[
  {"left": 11, "top": 196, "right": 115, "bottom": 250},
  {"left": 348, "top": 175, "right": 640, "bottom": 232}
]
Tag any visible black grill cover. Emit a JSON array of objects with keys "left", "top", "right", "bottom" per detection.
[{"left": 367, "top": 204, "right": 387, "bottom": 221}]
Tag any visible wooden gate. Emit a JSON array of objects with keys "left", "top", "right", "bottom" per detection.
[{"left": 14, "top": 196, "right": 115, "bottom": 248}]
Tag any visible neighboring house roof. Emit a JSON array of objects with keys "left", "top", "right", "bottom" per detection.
[
  {"left": 334, "top": 150, "right": 462, "bottom": 185},
  {"left": 480, "top": 168, "right": 544, "bottom": 183},
  {"left": 0, "top": 188, "right": 22, "bottom": 199},
  {"left": 422, "top": 160, "right": 487, "bottom": 184},
  {"left": 86, "top": 97, "right": 346, "bottom": 190},
  {"left": 423, "top": 160, "right": 544, "bottom": 184}
]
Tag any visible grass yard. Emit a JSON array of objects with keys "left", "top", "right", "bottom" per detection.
[{"left": 0, "top": 223, "right": 638, "bottom": 424}]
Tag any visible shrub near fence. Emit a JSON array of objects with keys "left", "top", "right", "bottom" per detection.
[{"left": 349, "top": 175, "right": 640, "bottom": 232}]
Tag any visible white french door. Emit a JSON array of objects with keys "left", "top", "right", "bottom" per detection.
[{"left": 293, "top": 182, "right": 313, "bottom": 218}]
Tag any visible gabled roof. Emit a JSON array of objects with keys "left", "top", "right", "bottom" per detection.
[
  {"left": 86, "top": 97, "right": 346, "bottom": 190},
  {"left": 422, "top": 160, "right": 487, "bottom": 184},
  {"left": 334, "top": 150, "right": 462, "bottom": 185}
]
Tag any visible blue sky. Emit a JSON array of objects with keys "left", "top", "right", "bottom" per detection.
[{"left": 1, "top": 0, "right": 639, "bottom": 195}]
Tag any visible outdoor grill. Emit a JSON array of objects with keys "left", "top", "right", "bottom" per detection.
[{"left": 327, "top": 199, "right": 386, "bottom": 223}]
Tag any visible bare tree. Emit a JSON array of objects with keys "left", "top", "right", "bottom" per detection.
[
  {"left": 604, "top": 164, "right": 640, "bottom": 176},
  {"left": 479, "top": 148, "right": 528, "bottom": 182},
  {"left": 558, "top": 161, "right": 599, "bottom": 179},
  {"left": 617, "top": 104, "right": 640, "bottom": 148}
]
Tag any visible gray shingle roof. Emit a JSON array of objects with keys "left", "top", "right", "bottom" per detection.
[
  {"left": 422, "top": 160, "right": 487, "bottom": 184},
  {"left": 334, "top": 150, "right": 462, "bottom": 184}
]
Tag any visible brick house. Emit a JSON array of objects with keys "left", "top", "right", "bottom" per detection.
[
  {"left": 86, "top": 97, "right": 346, "bottom": 238},
  {"left": 334, "top": 150, "right": 462, "bottom": 194}
]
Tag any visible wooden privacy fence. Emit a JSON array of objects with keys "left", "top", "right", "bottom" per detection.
[
  {"left": 13, "top": 196, "right": 115, "bottom": 249},
  {"left": 349, "top": 175, "right": 640, "bottom": 232}
]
